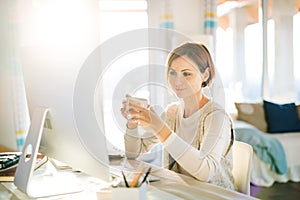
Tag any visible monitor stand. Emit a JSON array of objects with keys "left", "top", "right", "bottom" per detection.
[{"left": 14, "top": 107, "right": 83, "bottom": 198}]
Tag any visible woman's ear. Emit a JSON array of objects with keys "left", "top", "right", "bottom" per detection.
[
  {"left": 201, "top": 68, "right": 210, "bottom": 87},
  {"left": 203, "top": 68, "right": 210, "bottom": 82}
]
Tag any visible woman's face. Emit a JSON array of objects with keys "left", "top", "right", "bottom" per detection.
[{"left": 168, "top": 56, "right": 207, "bottom": 99}]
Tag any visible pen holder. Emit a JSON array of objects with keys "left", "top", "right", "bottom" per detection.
[{"left": 112, "top": 182, "right": 147, "bottom": 200}]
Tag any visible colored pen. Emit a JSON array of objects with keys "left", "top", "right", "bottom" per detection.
[
  {"left": 122, "top": 170, "right": 129, "bottom": 187},
  {"left": 129, "top": 170, "right": 143, "bottom": 188},
  {"left": 140, "top": 167, "right": 151, "bottom": 186}
]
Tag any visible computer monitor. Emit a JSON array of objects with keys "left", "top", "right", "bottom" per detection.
[{"left": 13, "top": 45, "right": 111, "bottom": 197}]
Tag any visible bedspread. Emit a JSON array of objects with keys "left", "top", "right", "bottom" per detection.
[{"left": 235, "top": 127, "right": 288, "bottom": 175}]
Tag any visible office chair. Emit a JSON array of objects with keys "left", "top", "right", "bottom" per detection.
[{"left": 232, "top": 141, "right": 253, "bottom": 195}]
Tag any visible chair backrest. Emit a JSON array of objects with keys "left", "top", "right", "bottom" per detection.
[{"left": 232, "top": 141, "right": 253, "bottom": 195}]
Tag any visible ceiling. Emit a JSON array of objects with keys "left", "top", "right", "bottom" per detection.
[{"left": 217, "top": 0, "right": 300, "bottom": 29}]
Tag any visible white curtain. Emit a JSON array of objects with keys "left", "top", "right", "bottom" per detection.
[{"left": 0, "top": 0, "right": 30, "bottom": 151}]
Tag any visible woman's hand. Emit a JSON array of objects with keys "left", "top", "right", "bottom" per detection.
[
  {"left": 120, "top": 94, "right": 172, "bottom": 141},
  {"left": 120, "top": 95, "right": 138, "bottom": 129}
]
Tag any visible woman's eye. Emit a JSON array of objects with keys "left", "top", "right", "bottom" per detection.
[
  {"left": 183, "top": 72, "right": 191, "bottom": 77},
  {"left": 169, "top": 70, "right": 176, "bottom": 76}
]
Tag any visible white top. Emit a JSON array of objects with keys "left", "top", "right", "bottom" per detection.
[
  {"left": 125, "top": 100, "right": 235, "bottom": 190},
  {"left": 162, "top": 102, "right": 232, "bottom": 181}
]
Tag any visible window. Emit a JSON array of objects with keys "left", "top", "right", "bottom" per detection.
[
  {"left": 217, "top": 2, "right": 300, "bottom": 106},
  {"left": 244, "top": 22, "right": 263, "bottom": 101},
  {"left": 99, "top": 0, "right": 148, "bottom": 153},
  {"left": 294, "top": 12, "right": 300, "bottom": 101},
  {"left": 99, "top": 0, "right": 148, "bottom": 43}
]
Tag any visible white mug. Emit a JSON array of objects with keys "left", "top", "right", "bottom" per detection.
[{"left": 126, "top": 97, "right": 148, "bottom": 119}]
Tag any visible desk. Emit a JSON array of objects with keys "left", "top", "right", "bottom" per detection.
[
  {"left": 0, "top": 156, "right": 259, "bottom": 200},
  {"left": 111, "top": 159, "right": 259, "bottom": 200},
  {"left": 0, "top": 145, "right": 14, "bottom": 152}
]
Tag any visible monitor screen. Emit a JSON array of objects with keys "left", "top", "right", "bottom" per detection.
[{"left": 19, "top": 45, "right": 110, "bottom": 185}]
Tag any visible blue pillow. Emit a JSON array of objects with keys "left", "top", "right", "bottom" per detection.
[{"left": 263, "top": 100, "right": 300, "bottom": 133}]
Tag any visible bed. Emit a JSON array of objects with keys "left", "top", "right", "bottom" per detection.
[{"left": 234, "top": 101, "right": 300, "bottom": 187}]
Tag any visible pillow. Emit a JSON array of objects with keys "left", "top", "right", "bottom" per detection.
[
  {"left": 263, "top": 100, "right": 300, "bottom": 133},
  {"left": 235, "top": 102, "right": 267, "bottom": 132}
]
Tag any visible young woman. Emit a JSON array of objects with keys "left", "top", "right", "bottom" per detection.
[{"left": 120, "top": 42, "right": 235, "bottom": 190}]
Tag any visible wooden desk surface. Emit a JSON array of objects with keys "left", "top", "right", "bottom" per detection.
[
  {"left": 1, "top": 155, "right": 259, "bottom": 200},
  {"left": 0, "top": 145, "right": 14, "bottom": 152},
  {"left": 111, "top": 159, "right": 259, "bottom": 200}
]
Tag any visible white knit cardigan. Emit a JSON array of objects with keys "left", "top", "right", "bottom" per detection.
[
  {"left": 163, "top": 101, "right": 235, "bottom": 190},
  {"left": 124, "top": 101, "right": 236, "bottom": 190}
]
